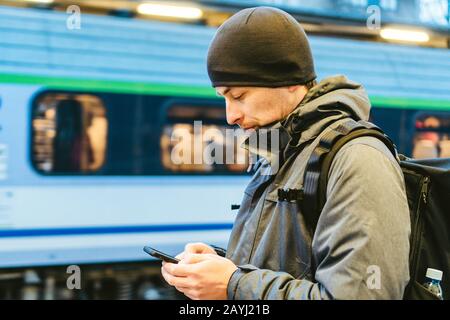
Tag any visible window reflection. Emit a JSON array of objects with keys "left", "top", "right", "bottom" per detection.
[
  {"left": 32, "top": 93, "right": 249, "bottom": 175},
  {"left": 413, "top": 113, "right": 450, "bottom": 159},
  {"left": 32, "top": 94, "right": 108, "bottom": 173},
  {"left": 160, "top": 106, "right": 248, "bottom": 173}
]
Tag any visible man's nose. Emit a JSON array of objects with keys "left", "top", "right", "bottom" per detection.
[{"left": 226, "top": 102, "right": 243, "bottom": 126}]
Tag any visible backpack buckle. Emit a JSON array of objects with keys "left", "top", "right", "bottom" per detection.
[{"left": 277, "top": 188, "right": 304, "bottom": 202}]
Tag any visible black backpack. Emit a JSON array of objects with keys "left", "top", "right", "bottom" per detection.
[{"left": 301, "top": 118, "right": 450, "bottom": 300}]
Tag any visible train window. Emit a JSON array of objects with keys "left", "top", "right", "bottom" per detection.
[
  {"left": 32, "top": 93, "right": 108, "bottom": 174},
  {"left": 412, "top": 113, "right": 450, "bottom": 159},
  {"left": 160, "top": 104, "right": 249, "bottom": 173},
  {"left": 31, "top": 92, "right": 249, "bottom": 175}
]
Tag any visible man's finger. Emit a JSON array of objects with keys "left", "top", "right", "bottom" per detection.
[
  {"left": 181, "top": 253, "right": 214, "bottom": 264},
  {"left": 175, "top": 285, "right": 190, "bottom": 293},
  {"left": 175, "top": 252, "right": 185, "bottom": 260},
  {"left": 161, "top": 266, "right": 172, "bottom": 285},
  {"left": 163, "top": 262, "right": 194, "bottom": 277},
  {"left": 184, "top": 242, "right": 205, "bottom": 253},
  {"left": 183, "top": 289, "right": 200, "bottom": 300},
  {"left": 161, "top": 267, "right": 192, "bottom": 288}
]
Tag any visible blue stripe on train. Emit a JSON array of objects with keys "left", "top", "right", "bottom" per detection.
[{"left": 0, "top": 223, "right": 233, "bottom": 237}]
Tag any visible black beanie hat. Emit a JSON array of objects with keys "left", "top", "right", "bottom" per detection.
[{"left": 207, "top": 6, "right": 316, "bottom": 88}]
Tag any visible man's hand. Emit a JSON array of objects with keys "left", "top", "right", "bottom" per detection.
[
  {"left": 175, "top": 242, "right": 217, "bottom": 260},
  {"left": 161, "top": 253, "right": 238, "bottom": 300}
]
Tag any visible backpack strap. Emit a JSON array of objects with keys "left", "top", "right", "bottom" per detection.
[{"left": 301, "top": 118, "right": 398, "bottom": 233}]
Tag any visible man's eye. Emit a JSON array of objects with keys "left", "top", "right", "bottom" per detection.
[{"left": 232, "top": 94, "right": 244, "bottom": 100}]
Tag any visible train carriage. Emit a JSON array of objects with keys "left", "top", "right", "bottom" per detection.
[{"left": 0, "top": 5, "right": 450, "bottom": 273}]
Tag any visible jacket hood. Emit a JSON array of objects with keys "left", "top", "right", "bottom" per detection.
[{"left": 282, "top": 74, "right": 371, "bottom": 148}]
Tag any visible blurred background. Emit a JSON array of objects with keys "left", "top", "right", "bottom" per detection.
[{"left": 0, "top": 0, "right": 449, "bottom": 299}]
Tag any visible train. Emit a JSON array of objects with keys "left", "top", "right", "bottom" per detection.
[{"left": 0, "top": 5, "right": 449, "bottom": 299}]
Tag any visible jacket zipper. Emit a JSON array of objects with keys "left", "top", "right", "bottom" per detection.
[{"left": 410, "top": 176, "right": 430, "bottom": 282}]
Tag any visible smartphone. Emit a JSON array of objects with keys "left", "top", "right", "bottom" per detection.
[{"left": 143, "top": 246, "right": 180, "bottom": 264}]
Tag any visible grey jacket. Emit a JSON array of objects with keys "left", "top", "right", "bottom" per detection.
[{"left": 225, "top": 75, "right": 411, "bottom": 300}]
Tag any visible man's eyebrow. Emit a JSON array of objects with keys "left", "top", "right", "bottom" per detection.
[{"left": 216, "top": 87, "right": 231, "bottom": 97}]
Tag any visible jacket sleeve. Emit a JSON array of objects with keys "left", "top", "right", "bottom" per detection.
[{"left": 227, "top": 138, "right": 411, "bottom": 300}]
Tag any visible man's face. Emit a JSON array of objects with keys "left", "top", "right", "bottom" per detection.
[{"left": 216, "top": 86, "right": 298, "bottom": 130}]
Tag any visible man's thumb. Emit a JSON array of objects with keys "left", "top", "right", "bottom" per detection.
[{"left": 184, "top": 242, "right": 206, "bottom": 254}]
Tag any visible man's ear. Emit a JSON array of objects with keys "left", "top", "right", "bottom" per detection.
[
  {"left": 287, "top": 85, "right": 302, "bottom": 93},
  {"left": 287, "top": 85, "right": 308, "bottom": 104}
]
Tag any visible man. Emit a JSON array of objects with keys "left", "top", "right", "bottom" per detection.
[{"left": 161, "top": 6, "right": 411, "bottom": 300}]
